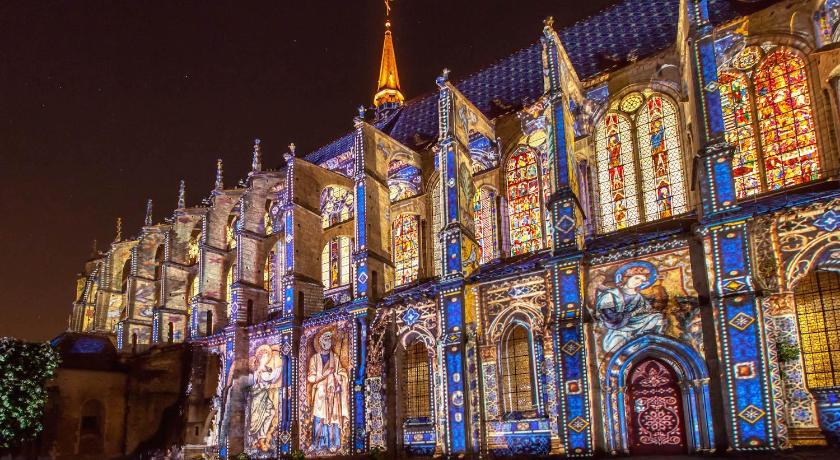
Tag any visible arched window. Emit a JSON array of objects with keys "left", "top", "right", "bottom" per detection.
[
  {"left": 263, "top": 200, "right": 274, "bottom": 236},
  {"left": 188, "top": 227, "right": 202, "bottom": 265},
  {"left": 795, "top": 270, "right": 840, "bottom": 389},
  {"left": 320, "top": 186, "right": 354, "bottom": 228},
  {"left": 595, "top": 92, "right": 688, "bottom": 232},
  {"left": 321, "top": 236, "right": 352, "bottom": 290},
  {"left": 78, "top": 399, "right": 104, "bottom": 455},
  {"left": 499, "top": 324, "right": 536, "bottom": 413},
  {"left": 154, "top": 245, "right": 165, "bottom": 279},
  {"left": 506, "top": 146, "right": 544, "bottom": 255},
  {"left": 402, "top": 341, "right": 432, "bottom": 420},
  {"left": 596, "top": 112, "right": 638, "bottom": 233},
  {"left": 120, "top": 259, "right": 131, "bottom": 293},
  {"left": 226, "top": 215, "right": 238, "bottom": 250},
  {"left": 637, "top": 96, "right": 687, "bottom": 221},
  {"left": 388, "top": 158, "right": 422, "bottom": 202},
  {"left": 718, "top": 46, "right": 820, "bottom": 198},
  {"left": 265, "top": 250, "right": 277, "bottom": 304},
  {"left": 393, "top": 214, "right": 420, "bottom": 286},
  {"left": 431, "top": 179, "right": 442, "bottom": 277},
  {"left": 473, "top": 187, "right": 498, "bottom": 264}
]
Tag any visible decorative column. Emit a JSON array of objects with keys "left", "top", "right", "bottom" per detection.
[
  {"left": 548, "top": 259, "right": 594, "bottom": 456},
  {"left": 432, "top": 69, "right": 488, "bottom": 456},
  {"left": 690, "top": 0, "right": 739, "bottom": 217},
  {"left": 702, "top": 220, "right": 780, "bottom": 450},
  {"left": 541, "top": 18, "right": 584, "bottom": 253}
]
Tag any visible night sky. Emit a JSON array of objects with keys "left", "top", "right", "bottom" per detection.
[{"left": 0, "top": 1, "right": 615, "bottom": 341}]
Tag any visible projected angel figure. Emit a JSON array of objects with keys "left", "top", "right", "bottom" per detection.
[
  {"left": 591, "top": 260, "right": 664, "bottom": 354},
  {"left": 248, "top": 344, "right": 282, "bottom": 452}
]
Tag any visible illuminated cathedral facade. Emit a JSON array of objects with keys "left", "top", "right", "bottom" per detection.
[{"left": 69, "top": 0, "right": 840, "bottom": 457}]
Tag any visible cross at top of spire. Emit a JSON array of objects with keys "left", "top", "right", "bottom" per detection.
[{"left": 373, "top": 0, "right": 403, "bottom": 113}]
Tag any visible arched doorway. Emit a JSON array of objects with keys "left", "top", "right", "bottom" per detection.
[{"left": 626, "top": 358, "right": 687, "bottom": 455}]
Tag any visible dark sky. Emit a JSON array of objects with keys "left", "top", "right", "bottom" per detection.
[{"left": 0, "top": 0, "right": 615, "bottom": 342}]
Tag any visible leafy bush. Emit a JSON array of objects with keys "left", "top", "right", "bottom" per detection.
[{"left": 0, "top": 338, "right": 60, "bottom": 450}]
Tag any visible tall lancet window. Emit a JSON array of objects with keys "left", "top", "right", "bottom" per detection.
[
  {"left": 402, "top": 341, "right": 432, "bottom": 420},
  {"left": 637, "top": 95, "right": 686, "bottom": 221},
  {"left": 506, "top": 146, "right": 543, "bottom": 256},
  {"left": 718, "top": 46, "right": 820, "bottom": 198},
  {"left": 393, "top": 214, "right": 420, "bottom": 286},
  {"left": 473, "top": 187, "right": 498, "bottom": 264},
  {"left": 264, "top": 250, "right": 275, "bottom": 303},
  {"left": 499, "top": 324, "right": 536, "bottom": 413},
  {"left": 321, "top": 236, "right": 352, "bottom": 290},
  {"left": 595, "top": 112, "right": 637, "bottom": 233}
]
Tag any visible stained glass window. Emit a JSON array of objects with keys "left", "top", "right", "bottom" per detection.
[
  {"left": 795, "top": 270, "right": 840, "bottom": 389},
  {"left": 499, "top": 325, "right": 535, "bottom": 413},
  {"left": 637, "top": 95, "right": 687, "bottom": 221},
  {"left": 753, "top": 48, "right": 820, "bottom": 190},
  {"left": 226, "top": 216, "right": 238, "bottom": 250},
  {"left": 393, "top": 214, "right": 420, "bottom": 286},
  {"left": 321, "top": 236, "right": 352, "bottom": 290},
  {"left": 388, "top": 159, "right": 422, "bottom": 202},
  {"left": 320, "top": 186, "right": 354, "bottom": 229},
  {"left": 264, "top": 250, "right": 274, "bottom": 298},
  {"left": 719, "top": 72, "right": 762, "bottom": 198},
  {"left": 718, "top": 46, "right": 821, "bottom": 198},
  {"left": 506, "top": 147, "right": 543, "bottom": 255},
  {"left": 473, "top": 187, "right": 498, "bottom": 264},
  {"left": 402, "top": 341, "right": 431, "bottom": 419},
  {"left": 595, "top": 112, "right": 638, "bottom": 233},
  {"left": 188, "top": 228, "right": 201, "bottom": 265},
  {"left": 432, "top": 179, "right": 442, "bottom": 277}
]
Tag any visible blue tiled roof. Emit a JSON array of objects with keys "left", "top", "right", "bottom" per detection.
[{"left": 306, "top": 0, "right": 756, "bottom": 164}]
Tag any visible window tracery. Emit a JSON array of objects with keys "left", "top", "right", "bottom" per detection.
[
  {"left": 473, "top": 187, "right": 498, "bottom": 264},
  {"left": 506, "top": 146, "right": 544, "bottom": 255},
  {"left": 718, "top": 46, "right": 820, "bottom": 198},
  {"left": 402, "top": 341, "right": 431, "bottom": 419},
  {"left": 321, "top": 236, "right": 352, "bottom": 290},
  {"left": 499, "top": 324, "right": 535, "bottom": 413},
  {"left": 393, "top": 214, "right": 420, "bottom": 286},
  {"left": 795, "top": 270, "right": 840, "bottom": 389},
  {"left": 320, "top": 186, "right": 354, "bottom": 229}
]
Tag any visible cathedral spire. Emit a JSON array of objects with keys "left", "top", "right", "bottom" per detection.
[
  {"left": 144, "top": 199, "right": 153, "bottom": 226},
  {"left": 251, "top": 138, "right": 262, "bottom": 174},
  {"left": 177, "top": 180, "right": 186, "bottom": 209},
  {"left": 373, "top": 2, "right": 404, "bottom": 112},
  {"left": 215, "top": 159, "right": 224, "bottom": 190}
]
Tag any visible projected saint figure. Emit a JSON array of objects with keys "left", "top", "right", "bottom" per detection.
[
  {"left": 307, "top": 330, "right": 349, "bottom": 453},
  {"left": 592, "top": 261, "right": 664, "bottom": 354}
]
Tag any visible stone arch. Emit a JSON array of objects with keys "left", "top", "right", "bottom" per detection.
[
  {"left": 603, "top": 334, "right": 714, "bottom": 454},
  {"left": 392, "top": 326, "right": 440, "bottom": 456}
]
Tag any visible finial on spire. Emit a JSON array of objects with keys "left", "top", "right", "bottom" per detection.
[
  {"left": 544, "top": 16, "right": 555, "bottom": 29},
  {"left": 144, "top": 199, "right": 153, "bottom": 226},
  {"left": 115, "top": 217, "right": 122, "bottom": 242},
  {"left": 436, "top": 68, "right": 450, "bottom": 88},
  {"left": 373, "top": 3, "right": 404, "bottom": 111},
  {"left": 284, "top": 143, "right": 296, "bottom": 162},
  {"left": 91, "top": 239, "right": 98, "bottom": 257},
  {"left": 251, "top": 138, "right": 262, "bottom": 173},
  {"left": 177, "top": 180, "right": 186, "bottom": 209},
  {"left": 215, "top": 159, "right": 224, "bottom": 190}
]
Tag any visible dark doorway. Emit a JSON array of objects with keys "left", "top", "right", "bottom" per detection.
[{"left": 627, "top": 358, "right": 687, "bottom": 455}]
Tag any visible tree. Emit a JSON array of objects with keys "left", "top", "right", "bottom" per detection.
[{"left": 0, "top": 337, "right": 60, "bottom": 450}]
